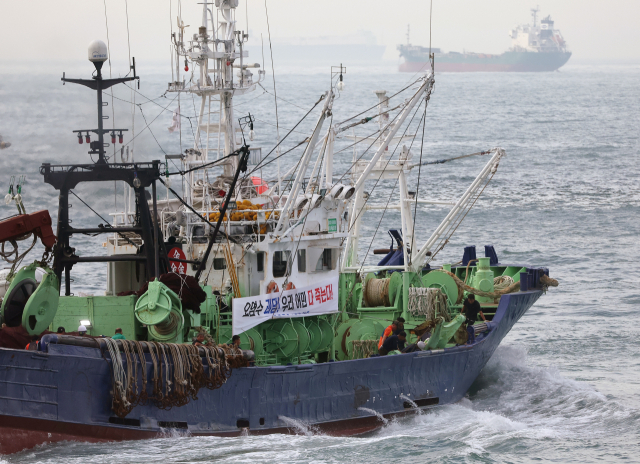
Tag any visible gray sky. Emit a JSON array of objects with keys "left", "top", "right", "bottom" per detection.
[{"left": 2, "top": 0, "right": 639, "bottom": 70}]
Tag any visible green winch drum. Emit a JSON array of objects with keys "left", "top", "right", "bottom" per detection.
[
  {"left": 362, "top": 271, "right": 403, "bottom": 307},
  {"left": 422, "top": 271, "right": 459, "bottom": 306},
  {"left": 336, "top": 318, "right": 384, "bottom": 360},
  {"left": 218, "top": 326, "right": 264, "bottom": 356},
  {"left": 134, "top": 280, "right": 182, "bottom": 326},
  {"left": 0, "top": 262, "right": 60, "bottom": 335},
  {"left": 263, "top": 319, "right": 310, "bottom": 359},
  {"left": 304, "top": 317, "right": 334, "bottom": 354},
  {"left": 135, "top": 280, "right": 184, "bottom": 343}
]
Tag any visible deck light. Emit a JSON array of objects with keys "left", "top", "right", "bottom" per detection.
[{"left": 79, "top": 319, "right": 92, "bottom": 328}]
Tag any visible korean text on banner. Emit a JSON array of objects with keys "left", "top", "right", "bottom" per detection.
[{"left": 232, "top": 276, "right": 339, "bottom": 335}]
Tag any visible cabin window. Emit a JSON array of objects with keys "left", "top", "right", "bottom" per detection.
[
  {"left": 297, "top": 249, "right": 306, "bottom": 273},
  {"left": 213, "top": 258, "right": 227, "bottom": 270},
  {"left": 315, "top": 249, "right": 335, "bottom": 271},
  {"left": 257, "top": 252, "right": 265, "bottom": 272},
  {"left": 273, "top": 251, "right": 291, "bottom": 278}
]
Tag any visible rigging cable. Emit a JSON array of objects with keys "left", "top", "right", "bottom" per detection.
[
  {"left": 410, "top": 98, "right": 429, "bottom": 265},
  {"left": 122, "top": 93, "right": 179, "bottom": 150},
  {"left": 242, "top": 94, "right": 325, "bottom": 177},
  {"left": 264, "top": 0, "right": 282, "bottom": 195},
  {"left": 337, "top": 76, "right": 421, "bottom": 127},
  {"left": 69, "top": 190, "right": 140, "bottom": 250},
  {"left": 139, "top": 106, "right": 168, "bottom": 156},
  {"left": 352, "top": 104, "right": 427, "bottom": 270}
]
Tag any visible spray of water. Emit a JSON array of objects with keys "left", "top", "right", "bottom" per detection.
[
  {"left": 278, "top": 416, "right": 319, "bottom": 436},
  {"left": 357, "top": 407, "right": 389, "bottom": 424},
  {"left": 399, "top": 394, "right": 423, "bottom": 415}
]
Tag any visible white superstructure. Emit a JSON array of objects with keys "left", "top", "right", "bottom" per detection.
[{"left": 509, "top": 7, "right": 568, "bottom": 53}]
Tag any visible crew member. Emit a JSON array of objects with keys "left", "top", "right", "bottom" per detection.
[
  {"left": 378, "top": 320, "right": 399, "bottom": 350},
  {"left": 78, "top": 325, "right": 87, "bottom": 336},
  {"left": 56, "top": 327, "right": 65, "bottom": 334},
  {"left": 379, "top": 331, "right": 407, "bottom": 356},
  {"left": 402, "top": 340, "right": 426, "bottom": 353},
  {"left": 112, "top": 328, "right": 126, "bottom": 340},
  {"left": 25, "top": 335, "right": 39, "bottom": 351},
  {"left": 231, "top": 335, "right": 241, "bottom": 348},
  {"left": 461, "top": 294, "right": 486, "bottom": 344},
  {"left": 193, "top": 332, "right": 206, "bottom": 347}
]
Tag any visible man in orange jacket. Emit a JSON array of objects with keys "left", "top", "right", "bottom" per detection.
[{"left": 378, "top": 317, "right": 405, "bottom": 350}]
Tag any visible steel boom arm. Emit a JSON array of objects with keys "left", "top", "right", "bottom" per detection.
[
  {"left": 411, "top": 148, "right": 506, "bottom": 269},
  {"left": 274, "top": 91, "right": 333, "bottom": 235}
]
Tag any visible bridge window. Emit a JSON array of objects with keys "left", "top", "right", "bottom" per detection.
[
  {"left": 315, "top": 249, "right": 336, "bottom": 271},
  {"left": 213, "top": 258, "right": 226, "bottom": 270},
  {"left": 273, "top": 251, "right": 291, "bottom": 278},
  {"left": 297, "top": 249, "right": 306, "bottom": 273}
]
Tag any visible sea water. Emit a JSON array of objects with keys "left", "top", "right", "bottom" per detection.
[{"left": 0, "top": 62, "right": 638, "bottom": 462}]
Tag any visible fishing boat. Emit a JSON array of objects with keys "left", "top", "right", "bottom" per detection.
[{"left": 0, "top": 0, "right": 557, "bottom": 454}]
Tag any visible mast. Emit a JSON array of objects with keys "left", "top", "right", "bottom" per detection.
[{"left": 168, "top": 0, "right": 264, "bottom": 203}]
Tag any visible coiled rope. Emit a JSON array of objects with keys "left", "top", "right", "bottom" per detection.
[{"left": 363, "top": 278, "right": 391, "bottom": 307}]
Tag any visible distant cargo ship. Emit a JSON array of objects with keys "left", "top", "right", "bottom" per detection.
[{"left": 399, "top": 8, "right": 571, "bottom": 72}]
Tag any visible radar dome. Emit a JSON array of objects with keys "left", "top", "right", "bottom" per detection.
[{"left": 88, "top": 40, "right": 108, "bottom": 63}]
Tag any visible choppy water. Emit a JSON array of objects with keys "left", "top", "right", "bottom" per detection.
[{"left": 1, "top": 62, "right": 639, "bottom": 462}]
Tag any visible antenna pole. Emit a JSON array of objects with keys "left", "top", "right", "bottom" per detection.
[{"left": 95, "top": 67, "right": 106, "bottom": 164}]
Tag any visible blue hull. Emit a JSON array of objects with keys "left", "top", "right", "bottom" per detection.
[{"left": 0, "top": 290, "right": 541, "bottom": 454}]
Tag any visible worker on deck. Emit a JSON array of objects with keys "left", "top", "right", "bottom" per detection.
[
  {"left": 378, "top": 317, "right": 405, "bottom": 350},
  {"left": 25, "top": 335, "right": 39, "bottom": 351},
  {"left": 231, "top": 335, "right": 241, "bottom": 348},
  {"left": 78, "top": 325, "right": 87, "bottom": 336},
  {"left": 379, "top": 320, "right": 399, "bottom": 350},
  {"left": 112, "top": 328, "right": 125, "bottom": 340},
  {"left": 461, "top": 294, "right": 487, "bottom": 344},
  {"left": 193, "top": 332, "right": 206, "bottom": 347},
  {"left": 56, "top": 327, "right": 65, "bottom": 334},
  {"left": 378, "top": 331, "right": 407, "bottom": 356}
]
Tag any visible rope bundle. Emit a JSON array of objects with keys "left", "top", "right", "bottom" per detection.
[
  {"left": 493, "top": 275, "right": 515, "bottom": 291},
  {"left": 351, "top": 340, "right": 379, "bottom": 360},
  {"left": 101, "top": 338, "right": 247, "bottom": 418},
  {"left": 408, "top": 287, "right": 451, "bottom": 322},
  {"left": 0, "top": 233, "right": 37, "bottom": 277}
]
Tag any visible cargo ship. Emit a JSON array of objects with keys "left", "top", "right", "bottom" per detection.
[
  {"left": 399, "top": 8, "right": 572, "bottom": 72},
  {"left": 0, "top": 0, "right": 557, "bottom": 454}
]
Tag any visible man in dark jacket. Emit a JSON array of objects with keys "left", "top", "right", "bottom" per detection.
[
  {"left": 378, "top": 331, "right": 407, "bottom": 356},
  {"left": 461, "top": 294, "right": 487, "bottom": 344}
]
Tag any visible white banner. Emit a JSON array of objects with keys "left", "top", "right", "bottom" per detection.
[{"left": 232, "top": 276, "right": 339, "bottom": 335}]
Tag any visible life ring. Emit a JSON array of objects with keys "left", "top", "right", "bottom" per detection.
[
  {"left": 284, "top": 282, "right": 296, "bottom": 291},
  {"left": 266, "top": 281, "right": 279, "bottom": 294}
]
